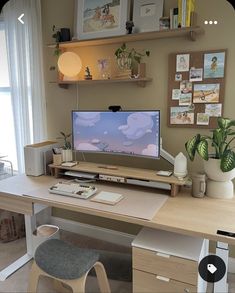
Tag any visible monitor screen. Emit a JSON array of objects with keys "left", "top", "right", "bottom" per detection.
[{"left": 72, "top": 110, "right": 160, "bottom": 159}]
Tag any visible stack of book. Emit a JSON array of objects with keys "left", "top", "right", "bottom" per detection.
[
  {"left": 178, "top": 0, "right": 195, "bottom": 28},
  {"left": 170, "top": 8, "right": 179, "bottom": 29}
]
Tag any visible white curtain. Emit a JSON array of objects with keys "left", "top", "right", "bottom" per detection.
[{"left": 3, "top": 0, "right": 47, "bottom": 173}]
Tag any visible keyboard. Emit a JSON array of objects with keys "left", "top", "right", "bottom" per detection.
[{"left": 49, "top": 182, "right": 97, "bottom": 199}]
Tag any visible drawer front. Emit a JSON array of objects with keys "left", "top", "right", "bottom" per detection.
[
  {"left": 0, "top": 195, "right": 33, "bottom": 215},
  {"left": 133, "top": 247, "right": 198, "bottom": 285},
  {"left": 133, "top": 269, "right": 197, "bottom": 293}
]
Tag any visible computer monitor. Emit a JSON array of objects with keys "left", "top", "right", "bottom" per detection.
[{"left": 72, "top": 110, "right": 160, "bottom": 159}]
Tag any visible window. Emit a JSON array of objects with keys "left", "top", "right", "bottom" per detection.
[{"left": 0, "top": 21, "right": 18, "bottom": 170}]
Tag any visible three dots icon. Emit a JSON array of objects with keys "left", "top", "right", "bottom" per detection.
[{"left": 204, "top": 20, "right": 218, "bottom": 25}]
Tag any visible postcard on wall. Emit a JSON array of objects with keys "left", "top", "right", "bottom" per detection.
[
  {"left": 189, "top": 68, "right": 203, "bottom": 82},
  {"left": 170, "top": 106, "right": 194, "bottom": 125},
  {"left": 175, "top": 73, "right": 182, "bottom": 81},
  {"left": 180, "top": 80, "right": 192, "bottom": 94},
  {"left": 176, "top": 54, "right": 190, "bottom": 72},
  {"left": 204, "top": 52, "right": 225, "bottom": 79},
  {"left": 193, "top": 83, "right": 220, "bottom": 103},
  {"left": 197, "top": 113, "right": 210, "bottom": 125},
  {"left": 179, "top": 93, "right": 192, "bottom": 106},
  {"left": 172, "top": 89, "right": 181, "bottom": 100},
  {"left": 205, "top": 104, "right": 222, "bottom": 117}
]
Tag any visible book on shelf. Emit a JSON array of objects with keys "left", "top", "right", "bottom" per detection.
[
  {"left": 170, "top": 7, "right": 179, "bottom": 29},
  {"left": 178, "top": 0, "right": 195, "bottom": 28}
]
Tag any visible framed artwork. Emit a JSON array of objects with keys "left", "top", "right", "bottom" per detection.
[
  {"left": 133, "top": 0, "right": 164, "bottom": 33},
  {"left": 176, "top": 54, "right": 190, "bottom": 72},
  {"left": 204, "top": 52, "right": 226, "bottom": 78},
  {"left": 75, "top": 0, "right": 129, "bottom": 40}
]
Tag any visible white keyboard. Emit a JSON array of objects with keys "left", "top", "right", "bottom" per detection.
[{"left": 49, "top": 182, "right": 97, "bottom": 199}]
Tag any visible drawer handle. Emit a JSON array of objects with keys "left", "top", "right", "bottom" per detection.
[
  {"left": 156, "top": 275, "right": 170, "bottom": 282},
  {"left": 156, "top": 252, "right": 170, "bottom": 258}
]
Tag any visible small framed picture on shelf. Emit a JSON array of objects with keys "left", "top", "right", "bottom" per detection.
[
  {"left": 133, "top": 0, "right": 164, "bottom": 33},
  {"left": 75, "top": 0, "right": 129, "bottom": 40}
]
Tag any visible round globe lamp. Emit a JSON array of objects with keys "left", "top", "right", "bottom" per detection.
[{"left": 58, "top": 52, "right": 82, "bottom": 80}]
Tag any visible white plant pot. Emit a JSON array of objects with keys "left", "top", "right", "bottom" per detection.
[
  {"left": 62, "top": 149, "right": 73, "bottom": 162},
  {"left": 203, "top": 158, "right": 235, "bottom": 199}
]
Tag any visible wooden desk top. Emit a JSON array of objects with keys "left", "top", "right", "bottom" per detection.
[{"left": 0, "top": 175, "right": 235, "bottom": 245}]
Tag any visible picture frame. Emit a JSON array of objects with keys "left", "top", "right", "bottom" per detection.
[
  {"left": 75, "top": 0, "right": 129, "bottom": 40},
  {"left": 133, "top": 0, "right": 164, "bottom": 33}
]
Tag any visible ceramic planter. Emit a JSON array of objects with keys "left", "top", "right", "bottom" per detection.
[
  {"left": 61, "top": 149, "right": 73, "bottom": 162},
  {"left": 203, "top": 158, "right": 235, "bottom": 199}
]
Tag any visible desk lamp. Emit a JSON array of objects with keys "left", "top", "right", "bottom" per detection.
[{"left": 58, "top": 51, "right": 82, "bottom": 80}]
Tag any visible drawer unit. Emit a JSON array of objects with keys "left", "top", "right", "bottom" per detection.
[
  {"left": 132, "top": 228, "right": 208, "bottom": 293},
  {"left": 133, "top": 269, "right": 197, "bottom": 293},
  {"left": 133, "top": 247, "right": 198, "bottom": 285}
]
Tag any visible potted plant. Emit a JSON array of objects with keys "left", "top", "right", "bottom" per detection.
[
  {"left": 185, "top": 117, "right": 235, "bottom": 198},
  {"left": 114, "top": 43, "right": 150, "bottom": 72},
  {"left": 57, "top": 131, "right": 73, "bottom": 162}
]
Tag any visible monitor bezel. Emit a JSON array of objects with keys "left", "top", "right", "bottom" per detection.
[{"left": 71, "top": 110, "right": 161, "bottom": 159}]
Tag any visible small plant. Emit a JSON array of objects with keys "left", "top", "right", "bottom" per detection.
[
  {"left": 114, "top": 43, "right": 150, "bottom": 69},
  {"left": 185, "top": 117, "right": 235, "bottom": 172},
  {"left": 52, "top": 25, "right": 61, "bottom": 56},
  {"left": 57, "top": 131, "right": 72, "bottom": 150}
]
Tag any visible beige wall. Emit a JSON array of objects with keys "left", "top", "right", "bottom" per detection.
[{"left": 41, "top": 0, "right": 235, "bottom": 249}]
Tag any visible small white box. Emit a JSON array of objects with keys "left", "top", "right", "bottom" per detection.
[{"left": 24, "top": 141, "right": 58, "bottom": 176}]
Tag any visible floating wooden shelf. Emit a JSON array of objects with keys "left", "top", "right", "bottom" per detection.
[
  {"left": 51, "top": 77, "right": 152, "bottom": 87},
  {"left": 47, "top": 26, "right": 204, "bottom": 49}
]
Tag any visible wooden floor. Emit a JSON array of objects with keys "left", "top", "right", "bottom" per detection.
[{"left": 1, "top": 231, "right": 235, "bottom": 293}]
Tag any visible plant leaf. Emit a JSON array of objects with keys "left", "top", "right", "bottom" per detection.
[
  {"left": 221, "top": 150, "right": 235, "bottom": 172},
  {"left": 197, "top": 140, "right": 209, "bottom": 161},
  {"left": 218, "top": 117, "right": 235, "bottom": 129},
  {"left": 185, "top": 134, "right": 200, "bottom": 161}
]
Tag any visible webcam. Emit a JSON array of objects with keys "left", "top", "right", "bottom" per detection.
[{"left": 108, "top": 105, "right": 122, "bottom": 112}]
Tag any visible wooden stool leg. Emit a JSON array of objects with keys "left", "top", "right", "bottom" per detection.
[
  {"left": 27, "top": 261, "right": 41, "bottom": 293},
  {"left": 94, "top": 262, "right": 111, "bottom": 293},
  {"left": 63, "top": 274, "right": 87, "bottom": 293},
  {"left": 53, "top": 280, "right": 71, "bottom": 293}
]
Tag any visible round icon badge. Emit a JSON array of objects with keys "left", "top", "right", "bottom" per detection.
[{"left": 199, "top": 255, "right": 226, "bottom": 283}]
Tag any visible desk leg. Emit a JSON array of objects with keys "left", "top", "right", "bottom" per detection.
[
  {"left": 0, "top": 214, "right": 35, "bottom": 281},
  {"left": 214, "top": 242, "right": 229, "bottom": 293}
]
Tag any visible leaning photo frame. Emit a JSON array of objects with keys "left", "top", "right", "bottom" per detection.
[{"left": 74, "top": 0, "right": 129, "bottom": 40}]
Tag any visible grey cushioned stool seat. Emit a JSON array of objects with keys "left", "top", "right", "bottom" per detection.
[
  {"left": 28, "top": 239, "right": 111, "bottom": 293},
  {"left": 35, "top": 239, "right": 99, "bottom": 280}
]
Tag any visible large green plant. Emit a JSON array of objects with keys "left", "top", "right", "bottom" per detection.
[{"left": 185, "top": 117, "right": 235, "bottom": 172}]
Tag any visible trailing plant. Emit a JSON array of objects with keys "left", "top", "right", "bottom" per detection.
[
  {"left": 185, "top": 117, "right": 235, "bottom": 172},
  {"left": 52, "top": 25, "right": 61, "bottom": 56},
  {"left": 114, "top": 43, "right": 150, "bottom": 69},
  {"left": 57, "top": 131, "right": 72, "bottom": 150}
]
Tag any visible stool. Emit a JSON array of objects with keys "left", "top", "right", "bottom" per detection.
[{"left": 27, "top": 239, "right": 111, "bottom": 293}]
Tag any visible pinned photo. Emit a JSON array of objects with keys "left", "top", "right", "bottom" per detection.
[
  {"left": 193, "top": 84, "right": 220, "bottom": 103},
  {"left": 189, "top": 68, "right": 203, "bottom": 82},
  {"left": 205, "top": 104, "right": 222, "bottom": 117},
  {"left": 197, "top": 113, "right": 210, "bottom": 125},
  {"left": 204, "top": 52, "right": 225, "bottom": 78},
  {"left": 175, "top": 73, "right": 182, "bottom": 81},
  {"left": 179, "top": 93, "right": 192, "bottom": 106},
  {"left": 176, "top": 54, "right": 190, "bottom": 72},
  {"left": 172, "top": 89, "right": 181, "bottom": 100},
  {"left": 170, "top": 107, "right": 194, "bottom": 124},
  {"left": 180, "top": 80, "right": 192, "bottom": 94}
]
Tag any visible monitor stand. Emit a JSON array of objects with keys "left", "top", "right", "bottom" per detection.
[{"left": 160, "top": 138, "right": 175, "bottom": 165}]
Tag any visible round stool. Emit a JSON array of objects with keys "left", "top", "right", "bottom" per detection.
[{"left": 27, "top": 239, "right": 111, "bottom": 293}]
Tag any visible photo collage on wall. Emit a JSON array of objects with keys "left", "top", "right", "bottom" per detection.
[{"left": 168, "top": 50, "right": 226, "bottom": 128}]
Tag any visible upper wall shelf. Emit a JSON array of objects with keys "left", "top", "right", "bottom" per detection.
[{"left": 48, "top": 26, "right": 204, "bottom": 49}]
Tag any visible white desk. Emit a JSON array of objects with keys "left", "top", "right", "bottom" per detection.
[{"left": 0, "top": 174, "right": 235, "bottom": 292}]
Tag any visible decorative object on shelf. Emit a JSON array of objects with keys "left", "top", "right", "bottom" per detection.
[
  {"left": 58, "top": 52, "right": 82, "bottom": 80},
  {"left": 60, "top": 28, "right": 71, "bottom": 42},
  {"left": 173, "top": 152, "right": 188, "bottom": 179},
  {"left": 191, "top": 173, "right": 206, "bottom": 198},
  {"left": 185, "top": 117, "right": 235, "bottom": 198},
  {"left": 114, "top": 43, "right": 150, "bottom": 72},
  {"left": 159, "top": 17, "right": 170, "bottom": 30},
  {"left": 84, "top": 66, "right": 92, "bottom": 80},
  {"left": 97, "top": 58, "right": 111, "bottom": 79},
  {"left": 52, "top": 25, "right": 62, "bottom": 56},
  {"left": 75, "top": 0, "right": 129, "bottom": 40},
  {"left": 57, "top": 132, "right": 73, "bottom": 162},
  {"left": 126, "top": 20, "right": 134, "bottom": 34},
  {"left": 133, "top": 0, "right": 163, "bottom": 33}
]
